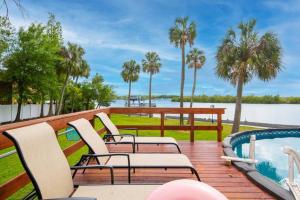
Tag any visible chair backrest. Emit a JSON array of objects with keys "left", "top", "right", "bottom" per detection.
[
  {"left": 4, "top": 123, "right": 74, "bottom": 199},
  {"left": 68, "top": 118, "right": 110, "bottom": 164},
  {"left": 96, "top": 112, "right": 120, "bottom": 141}
]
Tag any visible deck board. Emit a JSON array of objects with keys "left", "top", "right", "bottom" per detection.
[{"left": 73, "top": 141, "right": 275, "bottom": 199}]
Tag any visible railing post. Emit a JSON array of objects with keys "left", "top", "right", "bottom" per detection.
[
  {"left": 90, "top": 118, "right": 95, "bottom": 128},
  {"left": 217, "top": 113, "right": 222, "bottom": 142},
  {"left": 160, "top": 112, "right": 164, "bottom": 137},
  {"left": 190, "top": 113, "right": 194, "bottom": 142}
]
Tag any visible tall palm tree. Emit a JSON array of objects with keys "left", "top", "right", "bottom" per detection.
[
  {"left": 70, "top": 60, "right": 90, "bottom": 112},
  {"left": 142, "top": 52, "right": 161, "bottom": 116},
  {"left": 121, "top": 60, "right": 140, "bottom": 107},
  {"left": 56, "top": 42, "right": 85, "bottom": 115},
  {"left": 216, "top": 19, "right": 282, "bottom": 133},
  {"left": 73, "top": 59, "right": 90, "bottom": 84},
  {"left": 186, "top": 48, "right": 206, "bottom": 108},
  {"left": 169, "top": 16, "right": 196, "bottom": 125}
]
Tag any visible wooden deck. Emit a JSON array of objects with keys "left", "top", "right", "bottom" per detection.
[{"left": 73, "top": 141, "right": 275, "bottom": 200}]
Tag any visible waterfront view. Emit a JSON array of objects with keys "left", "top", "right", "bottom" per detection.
[
  {"left": 0, "top": 0, "right": 300, "bottom": 200},
  {"left": 112, "top": 99, "right": 300, "bottom": 126}
]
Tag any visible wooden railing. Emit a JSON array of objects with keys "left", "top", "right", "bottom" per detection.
[{"left": 0, "top": 107, "right": 225, "bottom": 199}]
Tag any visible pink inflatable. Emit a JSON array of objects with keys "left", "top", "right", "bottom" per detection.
[{"left": 147, "top": 179, "right": 228, "bottom": 200}]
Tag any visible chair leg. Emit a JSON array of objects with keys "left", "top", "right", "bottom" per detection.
[
  {"left": 175, "top": 144, "right": 182, "bottom": 153},
  {"left": 72, "top": 169, "right": 78, "bottom": 178},
  {"left": 128, "top": 167, "right": 131, "bottom": 183},
  {"left": 82, "top": 157, "right": 92, "bottom": 174},
  {"left": 190, "top": 168, "right": 201, "bottom": 181}
]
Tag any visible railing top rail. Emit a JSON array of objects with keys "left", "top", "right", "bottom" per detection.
[
  {"left": 0, "top": 108, "right": 110, "bottom": 149},
  {"left": 0, "top": 107, "right": 224, "bottom": 149}
]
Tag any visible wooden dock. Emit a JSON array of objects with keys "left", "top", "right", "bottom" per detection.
[{"left": 74, "top": 141, "right": 275, "bottom": 200}]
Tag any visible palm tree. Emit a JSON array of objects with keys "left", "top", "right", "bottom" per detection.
[
  {"left": 216, "top": 19, "right": 281, "bottom": 133},
  {"left": 142, "top": 52, "right": 161, "bottom": 116},
  {"left": 56, "top": 42, "right": 85, "bottom": 115},
  {"left": 186, "top": 48, "right": 205, "bottom": 108},
  {"left": 70, "top": 60, "right": 90, "bottom": 112},
  {"left": 121, "top": 60, "right": 140, "bottom": 107},
  {"left": 169, "top": 16, "right": 196, "bottom": 125}
]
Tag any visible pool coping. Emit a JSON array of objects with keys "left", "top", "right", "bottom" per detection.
[{"left": 223, "top": 130, "right": 296, "bottom": 200}]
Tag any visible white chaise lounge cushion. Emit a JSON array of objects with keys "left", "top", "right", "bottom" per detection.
[
  {"left": 68, "top": 118, "right": 110, "bottom": 164},
  {"left": 120, "top": 136, "right": 178, "bottom": 144},
  {"left": 5, "top": 123, "right": 74, "bottom": 199},
  {"left": 107, "top": 153, "right": 193, "bottom": 167},
  {"left": 72, "top": 185, "right": 159, "bottom": 200},
  {"left": 68, "top": 118, "right": 194, "bottom": 168},
  {"left": 95, "top": 112, "right": 178, "bottom": 144}
]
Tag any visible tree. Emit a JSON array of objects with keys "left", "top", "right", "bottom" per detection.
[
  {"left": 55, "top": 42, "right": 86, "bottom": 115},
  {"left": 40, "top": 14, "right": 62, "bottom": 117},
  {"left": 169, "top": 16, "right": 196, "bottom": 125},
  {"left": 92, "top": 73, "right": 115, "bottom": 107},
  {"left": 3, "top": 22, "right": 61, "bottom": 121},
  {"left": 121, "top": 60, "right": 140, "bottom": 107},
  {"left": 70, "top": 59, "right": 90, "bottom": 112},
  {"left": 0, "top": 16, "right": 14, "bottom": 64},
  {"left": 186, "top": 48, "right": 205, "bottom": 108},
  {"left": 81, "top": 81, "right": 94, "bottom": 110},
  {"left": 142, "top": 52, "right": 161, "bottom": 116},
  {"left": 216, "top": 19, "right": 281, "bottom": 133}
]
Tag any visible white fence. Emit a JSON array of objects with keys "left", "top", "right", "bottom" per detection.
[{"left": 0, "top": 104, "right": 56, "bottom": 124}]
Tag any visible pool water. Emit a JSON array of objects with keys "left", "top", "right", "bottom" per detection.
[{"left": 232, "top": 130, "right": 300, "bottom": 187}]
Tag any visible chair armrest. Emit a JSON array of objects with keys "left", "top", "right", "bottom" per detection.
[
  {"left": 103, "top": 134, "right": 135, "bottom": 144},
  {"left": 71, "top": 164, "right": 114, "bottom": 184},
  {"left": 81, "top": 154, "right": 131, "bottom": 169},
  {"left": 119, "top": 128, "right": 139, "bottom": 136},
  {"left": 81, "top": 153, "right": 129, "bottom": 158},
  {"left": 48, "top": 198, "right": 97, "bottom": 200},
  {"left": 70, "top": 165, "right": 113, "bottom": 170}
]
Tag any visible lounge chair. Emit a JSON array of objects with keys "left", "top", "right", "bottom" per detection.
[
  {"left": 4, "top": 122, "right": 160, "bottom": 200},
  {"left": 95, "top": 112, "right": 181, "bottom": 153},
  {"left": 68, "top": 118, "right": 200, "bottom": 183}
]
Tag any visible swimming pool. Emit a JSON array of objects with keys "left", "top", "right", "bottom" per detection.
[{"left": 223, "top": 129, "right": 300, "bottom": 200}]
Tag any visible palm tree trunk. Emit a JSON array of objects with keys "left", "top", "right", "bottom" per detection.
[
  {"left": 190, "top": 67, "right": 197, "bottom": 108},
  {"left": 40, "top": 96, "right": 44, "bottom": 117},
  {"left": 179, "top": 45, "right": 185, "bottom": 125},
  {"left": 56, "top": 73, "right": 69, "bottom": 115},
  {"left": 128, "top": 81, "right": 131, "bottom": 107},
  {"left": 48, "top": 96, "right": 53, "bottom": 116},
  {"left": 188, "top": 67, "right": 197, "bottom": 124},
  {"left": 149, "top": 73, "right": 152, "bottom": 107},
  {"left": 15, "top": 99, "right": 22, "bottom": 122},
  {"left": 15, "top": 86, "right": 24, "bottom": 122},
  {"left": 71, "top": 76, "right": 79, "bottom": 113},
  {"left": 232, "top": 76, "right": 244, "bottom": 133}
]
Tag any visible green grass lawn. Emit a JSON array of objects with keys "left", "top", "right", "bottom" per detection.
[{"left": 0, "top": 114, "right": 259, "bottom": 199}]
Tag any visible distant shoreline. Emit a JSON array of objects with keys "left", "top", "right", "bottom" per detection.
[
  {"left": 116, "top": 95, "right": 300, "bottom": 104},
  {"left": 164, "top": 115, "right": 300, "bottom": 129}
]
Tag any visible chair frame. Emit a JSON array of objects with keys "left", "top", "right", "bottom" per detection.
[
  {"left": 68, "top": 122, "right": 201, "bottom": 183},
  {"left": 3, "top": 131, "right": 114, "bottom": 200},
  {"left": 96, "top": 114, "right": 181, "bottom": 153}
]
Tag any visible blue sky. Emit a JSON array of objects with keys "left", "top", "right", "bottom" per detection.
[{"left": 3, "top": 0, "right": 300, "bottom": 96}]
